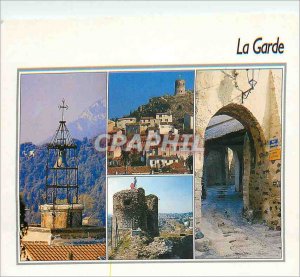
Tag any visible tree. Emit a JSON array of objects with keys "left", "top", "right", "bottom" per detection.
[
  {"left": 130, "top": 152, "right": 144, "bottom": 166},
  {"left": 186, "top": 155, "right": 193, "bottom": 174},
  {"left": 19, "top": 137, "right": 106, "bottom": 226},
  {"left": 19, "top": 194, "right": 28, "bottom": 230},
  {"left": 121, "top": 150, "right": 130, "bottom": 174},
  {"left": 79, "top": 194, "right": 95, "bottom": 213}
]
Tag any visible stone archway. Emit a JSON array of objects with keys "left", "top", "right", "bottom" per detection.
[
  {"left": 216, "top": 104, "right": 269, "bottom": 217},
  {"left": 195, "top": 103, "right": 268, "bottom": 228},
  {"left": 194, "top": 69, "right": 282, "bottom": 259}
]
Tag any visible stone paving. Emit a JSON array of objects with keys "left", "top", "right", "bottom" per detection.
[{"left": 195, "top": 184, "right": 282, "bottom": 259}]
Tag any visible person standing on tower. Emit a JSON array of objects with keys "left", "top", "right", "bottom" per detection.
[{"left": 130, "top": 177, "right": 137, "bottom": 190}]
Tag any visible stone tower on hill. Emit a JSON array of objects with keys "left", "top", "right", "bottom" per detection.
[
  {"left": 174, "top": 79, "right": 186, "bottom": 95},
  {"left": 112, "top": 185, "right": 159, "bottom": 246}
]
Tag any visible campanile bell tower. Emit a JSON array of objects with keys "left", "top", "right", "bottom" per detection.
[{"left": 40, "top": 99, "right": 83, "bottom": 229}]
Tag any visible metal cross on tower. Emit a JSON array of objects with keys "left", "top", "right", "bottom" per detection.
[
  {"left": 45, "top": 99, "right": 79, "bottom": 205},
  {"left": 58, "top": 98, "right": 68, "bottom": 122}
]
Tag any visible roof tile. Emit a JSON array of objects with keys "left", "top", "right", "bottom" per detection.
[{"left": 22, "top": 243, "right": 106, "bottom": 261}]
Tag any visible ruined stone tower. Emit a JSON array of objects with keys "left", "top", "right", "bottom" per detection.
[
  {"left": 145, "top": 194, "right": 159, "bottom": 237},
  {"left": 112, "top": 184, "right": 159, "bottom": 246},
  {"left": 174, "top": 79, "right": 186, "bottom": 95},
  {"left": 112, "top": 188, "right": 148, "bottom": 231}
]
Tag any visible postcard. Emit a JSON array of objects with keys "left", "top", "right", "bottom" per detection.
[{"left": 0, "top": 1, "right": 299, "bottom": 277}]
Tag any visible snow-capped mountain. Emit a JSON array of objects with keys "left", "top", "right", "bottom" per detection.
[{"left": 67, "top": 99, "right": 107, "bottom": 140}]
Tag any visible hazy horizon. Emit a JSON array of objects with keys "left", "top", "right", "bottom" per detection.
[
  {"left": 107, "top": 176, "right": 193, "bottom": 214},
  {"left": 20, "top": 72, "right": 107, "bottom": 144}
]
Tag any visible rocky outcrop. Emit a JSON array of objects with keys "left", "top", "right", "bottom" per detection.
[{"left": 110, "top": 233, "right": 193, "bottom": 260}]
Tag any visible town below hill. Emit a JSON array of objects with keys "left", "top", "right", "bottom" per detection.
[{"left": 108, "top": 80, "right": 194, "bottom": 175}]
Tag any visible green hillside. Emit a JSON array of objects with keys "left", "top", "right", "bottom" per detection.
[
  {"left": 126, "top": 92, "right": 194, "bottom": 132},
  {"left": 19, "top": 137, "right": 106, "bottom": 226}
]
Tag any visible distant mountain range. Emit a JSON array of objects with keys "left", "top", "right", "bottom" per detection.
[
  {"left": 38, "top": 99, "right": 106, "bottom": 145},
  {"left": 67, "top": 98, "right": 106, "bottom": 141}
]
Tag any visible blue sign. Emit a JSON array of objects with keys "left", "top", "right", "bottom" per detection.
[{"left": 269, "top": 138, "right": 279, "bottom": 148}]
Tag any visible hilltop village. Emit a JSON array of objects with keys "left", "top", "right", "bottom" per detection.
[{"left": 108, "top": 79, "right": 194, "bottom": 175}]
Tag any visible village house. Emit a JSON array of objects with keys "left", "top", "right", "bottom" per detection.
[
  {"left": 108, "top": 119, "right": 116, "bottom": 133},
  {"left": 145, "top": 136, "right": 192, "bottom": 162},
  {"left": 140, "top": 123, "right": 150, "bottom": 134},
  {"left": 146, "top": 126, "right": 160, "bottom": 136},
  {"left": 116, "top": 117, "right": 136, "bottom": 129},
  {"left": 125, "top": 123, "right": 141, "bottom": 136},
  {"left": 146, "top": 155, "right": 179, "bottom": 169},
  {"left": 159, "top": 122, "right": 178, "bottom": 135},
  {"left": 140, "top": 116, "right": 159, "bottom": 127},
  {"left": 156, "top": 112, "right": 173, "bottom": 123},
  {"left": 107, "top": 146, "right": 122, "bottom": 167}
]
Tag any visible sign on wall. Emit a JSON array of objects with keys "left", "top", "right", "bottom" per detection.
[
  {"left": 269, "top": 138, "right": 279, "bottom": 148},
  {"left": 269, "top": 148, "right": 281, "bottom": 161}
]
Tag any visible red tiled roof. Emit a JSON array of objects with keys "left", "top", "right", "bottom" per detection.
[
  {"left": 169, "top": 162, "right": 188, "bottom": 173},
  {"left": 108, "top": 166, "right": 151, "bottom": 175},
  {"left": 22, "top": 242, "right": 106, "bottom": 261},
  {"left": 148, "top": 155, "right": 178, "bottom": 160},
  {"left": 169, "top": 162, "right": 184, "bottom": 169}
]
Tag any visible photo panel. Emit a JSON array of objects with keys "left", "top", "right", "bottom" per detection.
[
  {"left": 107, "top": 175, "right": 194, "bottom": 260},
  {"left": 18, "top": 71, "right": 107, "bottom": 262},
  {"left": 107, "top": 70, "right": 195, "bottom": 175},
  {"left": 193, "top": 68, "right": 283, "bottom": 259}
]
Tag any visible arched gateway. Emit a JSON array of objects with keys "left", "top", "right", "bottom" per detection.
[{"left": 195, "top": 69, "right": 282, "bottom": 234}]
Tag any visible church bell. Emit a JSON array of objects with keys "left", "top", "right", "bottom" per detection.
[{"left": 54, "top": 149, "right": 68, "bottom": 168}]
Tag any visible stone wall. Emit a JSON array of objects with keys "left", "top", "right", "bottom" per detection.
[
  {"left": 146, "top": 194, "right": 159, "bottom": 237},
  {"left": 40, "top": 204, "right": 83, "bottom": 229},
  {"left": 112, "top": 188, "right": 148, "bottom": 231},
  {"left": 204, "top": 149, "right": 226, "bottom": 186},
  {"left": 195, "top": 69, "right": 282, "bottom": 230},
  {"left": 167, "top": 235, "right": 193, "bottom": 259},
  {"left": 112, "top": 188, "right": 159, "bottom": 246},
  {"left": 22, "top": 226, "right": 106, "bottom": 244}
]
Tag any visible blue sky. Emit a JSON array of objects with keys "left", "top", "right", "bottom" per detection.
[
  {"left": 107, "top": 176, "right": 193, "bottom": 214},
  {"left": 108, "top": 70, "right": 195, "bottom": 118}
]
